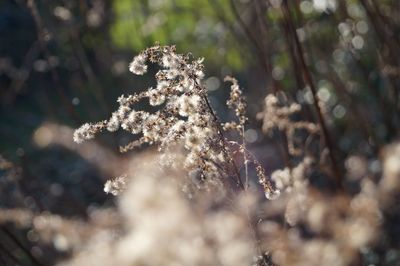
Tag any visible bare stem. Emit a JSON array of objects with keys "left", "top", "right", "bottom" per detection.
[
  {"left": 1, "top": 226, "right": 43, "bottom": 266},
  {"left": 203, "top": 95, "right": 245, "bottom": 190},
  {"left": 26, "top": 0, "right": 81, "bottom": 124},
  {"left": 281, "top": 0, "right": 343, "bottom": 189}
]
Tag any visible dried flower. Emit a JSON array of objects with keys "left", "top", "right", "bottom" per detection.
[
  {"left": 73, "top": 122, "right": 106, "bottom": 143},
  {"left": 257, "top": 94, "right": 319, "bottom": 156},
  {"left": 225, "top": 76, "right": 247, "bottom": 126},
  {"left": 104, "top": 175, "right": 127, "bottom": 196},
  {"left": 73, "top": 45, "right": 275, "bottom": 201}
]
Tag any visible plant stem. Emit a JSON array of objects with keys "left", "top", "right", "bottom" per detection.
[{"left": 281, "top": 0, "right": 343, "bottom": 189}]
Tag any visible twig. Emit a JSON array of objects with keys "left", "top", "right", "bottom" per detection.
[
  {"left": 281, "top": 0, "right": 343, "bottom": 189},
  {"left": 229, "top": 0, "right": 271, "bottom": 77},
  {"left": 1, "top": 226, "right": 42, "bottom": 266},
  {"left": 26, "top": 0, "right": 81, "bottom": 124},
  {"left": 203, "top": 95, "right": 245, "bottom": 190},
  {"left": 0, "top": 240, "right": 21, "bottom": 265}
]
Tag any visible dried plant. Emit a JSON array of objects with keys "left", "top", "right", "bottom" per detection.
[
  {"left": 73, "top": 45, "right": 279, "bottom": 199},
  {"left": 2, "top": 141, "right": 400, "bottom": 265},
  {"left": 58, "top": 158, "right": 254, "bottom": 266},
  {"left": 255, "top": 146, "right": 400, "bottom": 266},
  {"left": 257, "top": 94, "right": 319, "bottom": 156}
]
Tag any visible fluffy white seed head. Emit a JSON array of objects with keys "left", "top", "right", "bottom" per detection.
[{"left": 129, "top": 53, "right": 148, "bottom": 75}]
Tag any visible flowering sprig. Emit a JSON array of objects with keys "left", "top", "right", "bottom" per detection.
[
  {"left": 257, "top": 94, "right": 320, "bottom": 156},
  {"left": 104, "top": 175, "right": 127, "bottom": 196},
  {"left": 73, "top": 45, "right": 279, "bottom": 199}
]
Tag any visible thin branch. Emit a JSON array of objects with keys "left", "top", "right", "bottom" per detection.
[
  {"left": 281, "top": 0, "right": 343, "bottom": 189},
  {"left": 26, "top": 0, "right": 81, "bottom": 124},
  {"left": 1, "top": 226, "right": 43, "bottom": 266},
  {"left": 0, "top": 240, "right": 21, "bottom": 265},
  {"left": 229, "top": 0, "right": 271, "bottom": 77},
  {"left": 203, "top": 95, "right": 245, "bottom": 190}
]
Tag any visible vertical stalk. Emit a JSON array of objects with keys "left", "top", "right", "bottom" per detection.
[
  {"left": 26, "top": 0, "right": 81, "bottom": 124},
  {"left": 0, "top": 241, "right": 21, "bottom": 265},
  {"left": 1, "top": 226, "right": 43, "bottom": 266},
  {"left": 281, "top": 0, "right": 343, "bottom": 188}
]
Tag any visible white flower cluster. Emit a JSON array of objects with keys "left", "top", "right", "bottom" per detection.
[
  {"left": 257, "top": 165, "right": 281, "bottom": 200},
  {"left": 73, "top": 121, "right": 106, "bottom": 144},
  {"left": 270, "top": 157, "right": 313, "bottom": 225},
  {"left": 59, "top": 161, "right": 254, "bottom": 266},
  {"left": 224, "top": 76, "right": 247, "bottom": 126},
  {"left": 260, "top": 177, "right": 382, "bottom": 266},
  {"left": 128, "top": 53, "right": 147, "bottom": 75},
  {"left": 73, "top": 45, "right": 230, "bottom": 193},
  {"left": 271, "top": 156, "right": 313, "bottom": 193},
  {"left": 257, "top": 94, "right": 319, "bottom": 156},
  {"left": 104, "top": 175, "right": 127, "bottom": 196},
  {"left": 73, "top": 45, "right": 278, "bottom": 199}
]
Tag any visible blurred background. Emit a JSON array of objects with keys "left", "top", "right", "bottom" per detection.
[{"left": 1, "top": 0, "right": 400, "bottom": 265}]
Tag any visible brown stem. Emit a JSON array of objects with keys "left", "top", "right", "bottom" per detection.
[
  {"left": 229, "top": 0, "right": 271, "bottom": 79},
  {"left": 281, "top": 0, "right": 343, "bottom": 189},
  {"left": 26, "top": 0, "right": 81, "bottom": 124},
  {"left": 0, "top": 240, "right": 21, "bottom": 265},
  {"left": 1, "top": 226, "right": 43, "bottom": 266},
  {"left": 360, "top": 0, "right": 400, "bottom": 113},
  {"left": 229, "top": 0, "right": 293, "bottom": 172},
  {"left": 203, "top": 95, "right": 245, "bottom": 190},
  {"left": 69, "top": 29, "right": 110, "bottom": 114}
]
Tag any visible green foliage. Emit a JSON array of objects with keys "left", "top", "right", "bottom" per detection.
[{"left": 110, "top": 0, "right": 245, "bottom": 69}]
